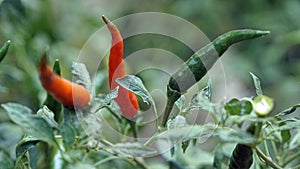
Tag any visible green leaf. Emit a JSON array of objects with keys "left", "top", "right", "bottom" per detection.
[
  {"left": 279, "top": 122, "right": 291, "bottom": 146},
  {"left": 78, "top": 112, "right": 102, "bottom": 139},
  {"left": 0, "top": 150, "right": 14, "bottom": 169},
  {"left": 59, "top": 121, "right": 75, "bottom": 151},
  {"left": 72, "top": 62, "right": 91, "bottom": 92},
  {"left": 250, "top": 72, "right": 263, "bottom": 96},
  {"left": 214, "top": 127, "right": 257, "bottom": 144},
  {"left": 213, "top": 144, "right": 224, "bottom": 169},
  {"left": 107, "top": 142, "right": 156, "bottom": 157},
  {"left": 37, "top": 106, "right": 59, "bottom": 129},
  {"left": 225, "top": 114, "right": 274, "bottom": 127},
  {"left": 167, "top": 115, "right": 187, "bottom": 130},
  {"left": 98, "top": 86, "right": 119, "bottom": 105},
  {"left": 157, "top": 124, "right": 217, "bottom": 143},
  {"left": 15, "top": 151, "right": 31, "bottom": 169},
  {"left": 2, "top": 103, "right": 58, "bottom": 147},
  {"left": 43, "top": 59, "right": 62, "bottom": 123},
  {"left": 0, "top": 40, "right": 11, "bottom": 63},
  {"left": 225, "top": 98, "right": 253, "bottom": 116},
  {"left": 0, "top": 123, "right": 23, "bottom": 158},
  {"left": 276, "top": 103, "right": 300, "bottom": 117},
  {"left": 16, "top": 136, "right": 39, "bottom": 158},
  {"left": 289, "top": 130, "right": 300, "bottom": 149},
  {"left": 175, "top": 95, "right": 185, "bottom": 112},
  {"left": 274, "top": 119, "right": 300, "bottom": 131},
  {"left": 185, "top": 82, "right": 212, "bottom": 112},
  {"left": 116, "top": 75, "right": 151, "bottom": 105}
]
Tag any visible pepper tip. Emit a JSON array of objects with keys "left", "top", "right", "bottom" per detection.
[
  {"left": 257, "top": 30, "right": 271, "bottom": 35},
  {"left": 102, "top": 15, "right": 110, "bottom": 24}
]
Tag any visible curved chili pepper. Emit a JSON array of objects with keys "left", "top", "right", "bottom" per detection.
[
  {"left": 0, "top": 40, "right": 11, "bottom": 63},
  {"left": 162, "top": 29, "right": 270, "bottom": 126},
  {"left": 39, "top": 54, "right": 90, "bottom": 108},
  {"left": 102, "top": 16, "right": 139, "bottom": 118}
]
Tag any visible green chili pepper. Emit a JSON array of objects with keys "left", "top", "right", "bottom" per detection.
[
  {"left": 229, "top": 125, "right": 255, "bottom": 169},
  {"left": 0, "top": 40, "right": 11, "bottom": 63},
  {"left": 162, "top": 29, "right": 270, "bottom": 127},
  {"left": 229, "top": 144, "right": 253, "bottom": 169}
]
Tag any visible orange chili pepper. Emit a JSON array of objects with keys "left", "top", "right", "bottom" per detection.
[
  {"left": 102, "top": 16, "right": 139, "bottom": 118},
  {"left": 39, "top": 54, "right": 90, "bottom": 108}
]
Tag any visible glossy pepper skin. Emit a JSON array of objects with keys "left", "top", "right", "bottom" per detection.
[
  {"left": 39, "top": 54, "right": 90, "bottom": 108},
  {"left": 0, "top": 40, "right": 11, "bottom": 63},
  {"left": 162, "top": 29, "right": 270, "bottom": 127},
  {"left": 229, "top": 125, "right": 255, "bottom": 169},
  {"left": 102, "top": 16, "right": 139, "bottom": 118}
]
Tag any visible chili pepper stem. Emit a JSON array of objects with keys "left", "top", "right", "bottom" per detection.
[
  {"left": 128, "top": 120, "right": 138, "bottom": 140},
  {"left": 161, "top": 86, "right": 181, "bottom": 128}
]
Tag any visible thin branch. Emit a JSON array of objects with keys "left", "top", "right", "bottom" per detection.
[{"left": 255, "top": 147, "right": 282, "bottom": 169}]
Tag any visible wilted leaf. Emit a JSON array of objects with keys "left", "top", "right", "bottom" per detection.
[
  {"left": 225, "top": 98, "right": 253, "bottom": 116},
  {"left": 16, "top": 136, "right": 39, "bottom": 158},
  {"left": 250, "top": 72, "right": 263, "bottom": 96},
  {"left": 116, "top": 75, "right": 151, "bottom": 105},
  {"left": 2, "top": 103, "right": 58, "bottom": 147},
  {"left": 72, "top": 62, "right": 91, "bottom": 92},
  {"left": 107, "top": 142, "right": 156, "bottom": 157},
  {"left": 185, "top": 82, "right": 212, "bottom": 112},
  {"left": 37, "top": 106, "right": 59, "bottom": 129},
  {"left": 15, "top": 151, "right": 31, "bottom": 169}
]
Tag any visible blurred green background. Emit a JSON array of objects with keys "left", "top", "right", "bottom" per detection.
[{"left": 0, "top": 0, "right": 298, "bottom": 114}]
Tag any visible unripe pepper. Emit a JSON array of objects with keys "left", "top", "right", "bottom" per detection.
[
  {"left": 39, "top": 54, "right": 90, "bottom": 108},
  {"left": 162, "top": 29, "right": 270, "bottom": 126},
  {"left": 0, "top": 40, "right": 11, "bottom": 63},
  {"left": 102, "top": 16, "right": 139, "bottom": 118}
]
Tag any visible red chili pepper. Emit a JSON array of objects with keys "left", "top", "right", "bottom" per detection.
[
  {"left": 102, "top": 16, "right": 139, "bottom": 118},
  {"left": 39, "top": 54, "right": 90, "bottom": 108}
]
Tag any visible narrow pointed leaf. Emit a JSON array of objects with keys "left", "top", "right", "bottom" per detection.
[{"left": 250, "top": 72, "right": 263, "bottom": 96}]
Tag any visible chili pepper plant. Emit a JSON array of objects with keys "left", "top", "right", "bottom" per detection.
[{"left": 0, "top": 15, "right": 300, "bottom": 169}]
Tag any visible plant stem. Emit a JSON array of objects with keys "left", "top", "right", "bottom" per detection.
[
  {"left": 291, "top": 163, "right": 300, "bottom": 169},
  {"left": 128, "top": 120, "right": 138, "bottom": 140},
  {"left": 254, "top": 122, "right": 263, "bottom": 138},
  {"left": 283, "top": 150, "right": 300, "bottom": 167},
  {"left": 161, "top": 86, "right": 181, "bottom": 128},
  {"left": 255, "top": 147, "right": 282, "bottom": 169},
  {"left": 134, "top": 158, "right": 149, "bottom": 169},
  {"left": 93, "top": 156, "right": 120, "bottom": 167}
]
